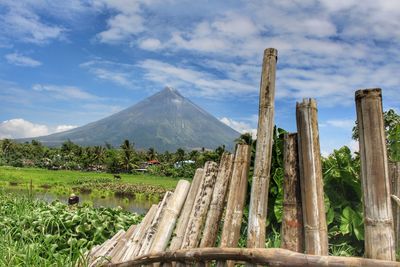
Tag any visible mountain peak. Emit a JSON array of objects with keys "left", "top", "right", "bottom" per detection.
[{"left": 161, "top": 86, "right": 183, "bottom": 98}]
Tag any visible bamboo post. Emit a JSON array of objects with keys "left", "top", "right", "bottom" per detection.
[
  {"left": 355, "top": 88, "right": 395, "bottom": 260},
  {"left": 296, "top": 98, "right": 328, "bottom": 255},
  {"left": 200, "top": 153, "right": 235, "bottom": 248},
  {"left": 135, "top": 191, "right": 173, "bottom": 257},
  {"left": 149, "top": 180, "right": 191, "bottom": 253},
  {"left": 218, "top": 144, "right": 251, "bottom": 267},
  {"left": 169, "top": 168, "right": 204, "bottom": 251},
  {"left": 180, "top": 161, "right": 219, "bottom": 249},
  {"left": 281, "top": 133, "right": 304, "bottom": 252},
  {"left": 247, "top": 48, "right": 278, "bottom": 250},
  {"left": 390, "top": 162, "right": 400, "bottom": 249}
]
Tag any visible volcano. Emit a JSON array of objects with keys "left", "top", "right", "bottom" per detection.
[{"left": 27, "top": 87, "right": 240, "bottom": 151}]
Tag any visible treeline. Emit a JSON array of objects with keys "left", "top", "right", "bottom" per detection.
[{"left": 0, "top": 139, "right": 227, "bottom": 178}]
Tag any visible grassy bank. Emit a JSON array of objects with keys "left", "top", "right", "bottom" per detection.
[
  {"left": 0, "top": 166, "right": 180, "bottom": 199},
  {"left": 0, "top": 191, "right": 142, "bottom": 266}
]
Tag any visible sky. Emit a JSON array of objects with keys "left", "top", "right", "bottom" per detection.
[{"left": 0, "top": 0, "right": 399, "bottom": 155}]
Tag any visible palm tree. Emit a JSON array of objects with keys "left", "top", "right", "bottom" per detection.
[
  {"left": 234, "top": 132, "right": 253, "bottom": 145},
  {"left": 147, "top": 147, "right": 157, "bottom": 161},
  {"left": 120, "top": 140, "right": 134, "bottom": 172}
]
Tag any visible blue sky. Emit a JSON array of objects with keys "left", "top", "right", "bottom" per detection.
[{"left": 0, "top": 0, "right": 399, "bottom": 155}]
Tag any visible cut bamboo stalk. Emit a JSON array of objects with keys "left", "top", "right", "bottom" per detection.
[
  {"left": 248, "top": 48, "right": 278, "bottom": 250},
  {"left": 390, "top": 162, "right": 400, "bottom": 249},
  {"left": 90, "top": 229, "right": 125, "bottom": 267},
  {"left": 134, "top": 191, "right": 173, "bottom": 258},
  {"left": 281, "top": 133, "right": 304, "bottom": 252},
  {"left": 112, "top": 205, "right": 158, "bottom": 262},
  {"left": 200, "top": 153, "right": 234, "bottom": 248},
  {"left": 149, "top": 180, "right": 191, "bottom": 253},
  {"left": 217, "top": 144, "right": 251, "bottom": 267},
  {"left": 107, "top": 224, "right": 137, "bottom": 260},
  {"left": 296, "top": 98, "right": 328, "bottom": 255},
  {"left": 355, "top": 88, "right": 395, "bottom": 260},
  {"left": 181, "top": 161, "right": 219, "bottom": 249},
  {"left": 107, "top": 248, "right": 400, "bottom": 267},
  {"left": 169, "top": 168, "right": 204, "bottom": 251}
]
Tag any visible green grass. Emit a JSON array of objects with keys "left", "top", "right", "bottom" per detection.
[
  {"left": 0, "top": 191, "right": 142, "bottom": 266},
  {"left": 0, "top": 166, "right": 179, "bottom": 189}
]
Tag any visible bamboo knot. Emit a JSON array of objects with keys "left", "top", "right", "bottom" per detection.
[{"left": 364, "top": 217, "right": 393, "bottom": 226}]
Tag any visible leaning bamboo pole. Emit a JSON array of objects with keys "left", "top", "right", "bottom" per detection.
[
  {"left": 106, "top": 248, "right": 400, "bottom": 267},
  {"left": 200, "top": 153, "right": 234, "bottom": 248},
  {"left": 169, "top": 168, "right": 204, "bottom": 251},
  {"left": 149, "top": 180, "right": 190, "bottom": 253},
  {"left": 180, "top": 161, "right": 219, "bottom": 249},
  {"left": 281, "top": 133, "right": 304, "bottom": 252},
  {"left": 390, "top": 162, "right": 400, "bottom": 249},
  {"left": 355, "top": 88, "right": 395, "bottom": 260},
  {"left": 247, "top": 48, "right": 278, "bottom": 250},
  {"left": 296, "top": 98, "right": 328, "bottom": 255}
]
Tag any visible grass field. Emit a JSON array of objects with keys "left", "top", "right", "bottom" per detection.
[{"left": 0, "top": 166, "right": 179, "bottom": 188}]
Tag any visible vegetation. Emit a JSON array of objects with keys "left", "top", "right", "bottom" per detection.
[{"left": 0, "top": 191, "right": 142, "bottom": 266}]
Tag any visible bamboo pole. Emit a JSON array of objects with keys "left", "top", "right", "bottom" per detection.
[
  {"left": 218, "top": 145, "right": 251, "bottom": 267},
  {"left": 181, "top": 161, "right": 219, "bottom": 249},
  {"left": 296, "top": 98, "right": 328, "bottom": 255},
  {"left": 200, "top": 153, "right": 234, "bottom": 248},
  {"left": 390, "top": 162, "right": 400, "bottom": 249},
  {"left": 281, "top": 133, "right": 304, "bottom": 252},
  {"left": 247, "top": 48, "right": 278, "bottom": 250},
  {"left": 107, "top": 248, "right": 400, "bottom": 267},
  {"left": 149, "top": 180, "right": 191, "bottom": 253},
  {"left": 135, "top": 191, "right": 173, "bottom": 257},
  {"left": 89, "top": 229, "right": 126, "bottom": 267},
  {"left": 355, "top": 88, "right": 395, "bottom": 260},
  {"left": 169, "top": 168, "right": 204, "bottom": 251}
]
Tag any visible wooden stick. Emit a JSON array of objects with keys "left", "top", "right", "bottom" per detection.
[
  {"left": 296, "top": 98, "right": 328, "bottom": 255},
  {"left": 248, "top": 48, "right": 278, "bottom": 250},
  {"left": 106, "top": 248, "right": 400, "bottom": 267},
  {"left": 281, "top": 133, "right": 304, "bottom": 252},
  {"left": 181, "top": 161, "right": 219, "bottom": 249},
  {"left": 200, "top": 153, "right": 234, "bottom": 248},
  {"left": 169, "top": 168, "right": 204, "bottom": 251},
  {"left": 390, "top": 162, "right": 400, "bottom": 249},
  {"left": 355, "top": 88, "right": 395, "bottom": 260},
  {"left": 220, "top": 144, "right": 251, "bottom": 248},
  {"left": 149, "top": 180, "right": 191, "bottom": 253},
  {"left": 89, "top": 229, "right": 126, "bottom": 267}
]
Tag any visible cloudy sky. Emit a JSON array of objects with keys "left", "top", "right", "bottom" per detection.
[{"left": 0, "top": 0, "right": 399, "bottom": 155}]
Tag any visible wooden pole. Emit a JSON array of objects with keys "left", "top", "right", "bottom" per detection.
[
  {"left": 247, "top": 48, "right": 278, "bottom": 250},
  {"left": 355, "top": 88, "right": 395, "bottom": 260},
  {"left": 107, "top": 248, "right": 400, "bottom": 267},
  {"left": 218, "top": 145, "right": 251, "bottom": 267},
  {"left": 169, "top": 168, "right": 204, "bottom": 251},
  {"left": 281, "top": 133, "right": 304, "bottom": 252},
  {"left": 180, "top": 161, "right": 219, "bottom": 249},
  {"left": 390, "top": 162, "right": 400, "bottom": 249},
  {"left": 296, "top": 98, "right": 328, "bottom": 255},
  {"left": 200, "top": 153, "right": 234, "bottom": 248},
  {"left": 149, "top": 180, "right": 190, "bottom": 253}
]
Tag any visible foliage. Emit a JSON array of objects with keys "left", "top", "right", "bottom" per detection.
[{"left": 0, "top": 191, "right": 142, "bottom": 266}]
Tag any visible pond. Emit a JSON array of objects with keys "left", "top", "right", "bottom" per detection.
[{"left": 3, "top": 187, "right": 155, "bottom": 214}]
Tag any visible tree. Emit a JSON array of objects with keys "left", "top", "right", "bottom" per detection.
[
  {"left": 147, "top": 147, "right": 157, "bottom": 161},
  {"left": 120, "top": 140, "right": 135, "bottom": 172},
  {"left": 234, "top": 132, "right": 253, "bottom": 145}
]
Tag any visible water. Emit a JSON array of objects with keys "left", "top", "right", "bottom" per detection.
[{"left": 3, "top": 187, "right": 154, "bottom": 214}]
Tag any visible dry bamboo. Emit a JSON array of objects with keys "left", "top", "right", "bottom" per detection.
[
  {"left": 281, "top": 133, "right": 304, "bottom": 252},
  {"left": 247, "top": 48, "right": 278, "bottom": 250},
  {"left": 296, "top": 98, "right": 328, "bottom": 255},
  {"left": 135, "top": 191, "right": 173, "bottom": 257},
  {"left": 90, "top": 229, "right": 125, "bottom": 267},
  {"left": 390, "top": 162, "right": 400, "bottom": 249},
  {"left": 106, "top": 248, "right": 400, "bottom": 267},
  {"left": 220, "top": 144, "right": 251, "bottom": 248},
  {"left": 115, "top": 204, "right": 158, "bottom": 262},
  {"left": 355, "top": 88, "right": 395, "bottom": 260},
  {"left": 107, "top": 224, "right": 137, "bottom": 260},
  {"left": 200, "top": 153, "right": 234, "bottom": 248},
  {"left": 181, "top": 161, "right": 219, "bottom": 249},
  {"left": 169, "top": 168, "right": 204, "bottom": 251},
  {"left": 149, "top": 180, "right": 191, "bottom": 253}
]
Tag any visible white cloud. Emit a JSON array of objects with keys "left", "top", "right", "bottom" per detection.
[
  {"left": 0, "top": 118, "right": 78, "bottom": 139},
  {"left": 32, "top": 84, "right": 96, "bottom": 100},
  {"left": 138, "top": 38, "right": 162, "bottom": 51},
  {"left": 325, "top": 119, "right": 355, "bottom": 129},
  {"left": 220, "top": 117, "right": 257, "bottom": 138},
  {"left": 5, "top": 52, "right": 42, "bottom": 67}
]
